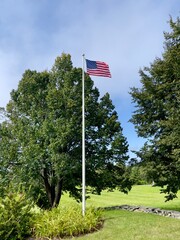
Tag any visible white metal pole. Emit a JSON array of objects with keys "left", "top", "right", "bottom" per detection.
[{"left": 82, "top": 54, "right": 86, "bottom": 216}]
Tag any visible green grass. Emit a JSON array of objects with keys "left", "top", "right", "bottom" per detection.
[
  {"left": 61, "top": 185, "right": 180, "bottom": 211},
  {"left": 75, "top": 210, "right": 180, "bottom": 240},
  {"left": 60, "top": 186, "right": 180, "bottom": 240}
]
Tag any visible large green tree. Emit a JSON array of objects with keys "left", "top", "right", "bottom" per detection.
[
  {"left": 1, "top": 53, "right": 131, "bottom": 208},
  {"left": 130, "top": 17, "right": 180, "bottom": 200}
]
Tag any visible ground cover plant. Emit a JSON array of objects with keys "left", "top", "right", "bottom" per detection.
[{"left": 32, "top": 204, "right": 103, "bottom": 239}]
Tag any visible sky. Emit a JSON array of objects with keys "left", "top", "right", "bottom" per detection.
[{"left": 0, "top": 0, "right": 179, "bottom": 158}]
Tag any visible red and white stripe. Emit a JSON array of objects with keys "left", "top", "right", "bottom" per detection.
[{"left": 87, "top": 61, "right": 111, "bottom": 78}]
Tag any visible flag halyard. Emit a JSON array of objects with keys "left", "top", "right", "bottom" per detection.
[{"left": 86, "top": 59, "right": 111, "bottom": 78}]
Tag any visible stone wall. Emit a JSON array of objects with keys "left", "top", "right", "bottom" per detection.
[{"left": 101, "top": 205, "right": 180, "bottom": 219}]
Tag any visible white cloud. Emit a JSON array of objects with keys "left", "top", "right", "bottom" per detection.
[{"left": 0, "top": 0, "right": 179, "bottom": 153}]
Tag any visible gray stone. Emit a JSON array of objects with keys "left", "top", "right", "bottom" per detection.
[{"left": 100, "top": 205, "right": 180, "bottom": 219}]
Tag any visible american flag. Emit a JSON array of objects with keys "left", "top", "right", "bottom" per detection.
[{"left": 86, "top": 59, "right": 111, "bottom": 78}]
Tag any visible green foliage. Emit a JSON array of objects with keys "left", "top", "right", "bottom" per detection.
[
  {"left": 0, "top": 189, "right": 34, "bottom": 240},
  {"left": 33, "top": 204, "right": 103, "bottom": 239},
  {"left": 1, "top": 53, "right": 131, "bottom": 208},
  {"left": 130, "top": 17, "right": 180, "bottom": 200},
  {"left": 128, "top": 164, "right": 150, "bottom": 185}
]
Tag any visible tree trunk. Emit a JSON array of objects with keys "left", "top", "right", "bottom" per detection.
[
  {"left": 43, "top": 168, "right": 55, "bottom": 208},
  {"left": 53, "top": 177, "right": 63, "bottom": 208}
]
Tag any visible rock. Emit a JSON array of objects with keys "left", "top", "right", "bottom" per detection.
[{"left": 100, "top": 205, "right": 180, "bottom": 219}]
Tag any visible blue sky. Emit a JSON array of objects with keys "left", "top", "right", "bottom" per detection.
[{"left": 0, "top": 0, "right": 179, "bottom": 157}]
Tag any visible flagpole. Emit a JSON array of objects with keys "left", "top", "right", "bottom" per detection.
[{"left": 82, "top": 54, "right": 86, "bottom": 216}]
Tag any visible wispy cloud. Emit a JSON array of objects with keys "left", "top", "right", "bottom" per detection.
[{"left": 0, "top": 0, "right": 179, "bottom": 154}]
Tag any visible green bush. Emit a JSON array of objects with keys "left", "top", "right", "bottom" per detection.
[
  {"left": 33, "top": 204, "right": 103, "bottom": 239},
  {"left": 0, "top": 191, "right": 34, "bottom": 240}
]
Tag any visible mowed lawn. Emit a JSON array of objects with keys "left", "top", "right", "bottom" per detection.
[{"left": 61, "top": 185, "right": 180, "bottom": 240}]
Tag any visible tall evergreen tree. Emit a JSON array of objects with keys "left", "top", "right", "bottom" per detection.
[{"left": 130, "top": 17, "right": 180, "bottom": 200}]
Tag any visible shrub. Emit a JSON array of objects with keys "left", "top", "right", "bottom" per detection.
[
  {"left": 33, "top": 204, "right": 103, "bottom": 239},
  {"left": 0, "top": 191, "right": 34, "bottom": 240}
]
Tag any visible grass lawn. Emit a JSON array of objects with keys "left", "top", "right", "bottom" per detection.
[
  {"left": 61, "top": 185, "right": 180, "bottom": 211},
  {"left": 60, "top": 185, "right": 180, "bottom": 240},
  {"left": 75, "top": 210, "right": 180, "bottom": 240}
]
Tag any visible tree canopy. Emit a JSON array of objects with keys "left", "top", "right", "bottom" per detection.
[
  {"left": 130, "top": 17, "right": 180, "bottom": 200},
  {"left": 0, "top": 53, "right": 131, "bottom": 208}
]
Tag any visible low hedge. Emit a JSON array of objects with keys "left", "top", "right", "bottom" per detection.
[{"left": 33, "top": 204, "right": 103, "bottom": 239}]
